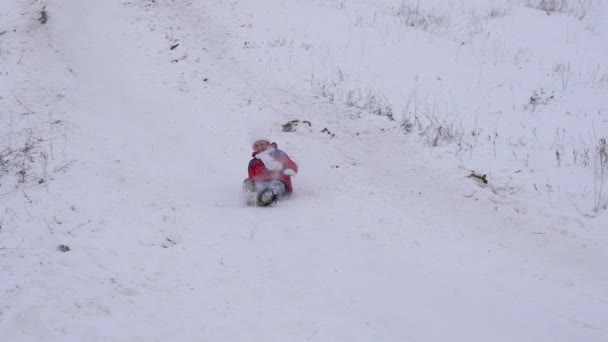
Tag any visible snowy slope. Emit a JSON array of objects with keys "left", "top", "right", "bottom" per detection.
[{"left": 1, "top": 0, "right": 607, "bottom": 341}]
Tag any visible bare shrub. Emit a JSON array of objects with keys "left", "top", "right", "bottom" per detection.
[
  {"left": 396, "top": 0, "right": 448, "bottom": 32},
  {"left": 486, "top": 7, "right": 510, "bottom": 18},
  {"left": 329, "top": 0, "right": 347, "bottom": 10},
  {"left": 592, "top": 137, "right": 608, "bottom": 213},
  {"left": 525, "top": 88, "right": 554, "bottom": 112},
  {"left": 354, "top": 13, "right": 378, "bottom": 27},
  {"left": 345, "top": 89, "right": 394, "bottom": 121},
  {"left": 39, "top": 7, "right": 48, "bottom": 25},
  {"left": 418, "top": 116, "right": 464, "bottom": 147},
  {"left": 57, "top": 244, "right": 70, "bottom": 252},
  {"left": 580, "top": 64, "right": 608, "bottom": 89},
  {"left": 553, "top": 62, "right": 572, "bottom": 91},
  {"left": 400, "top": 88, "right": 464, "bottom": 147},
  {"left": 312, "top": 73, "right": 394, "bottom": 121},
  {"left": 572, "top": 147, "right": 591, "bottom": 167},
  {"left": 525, "top": 0, "right": 594, "bottom": 20},
  {"left": 401, "top": 113, "right": 414, "bottom": 134},
  {"left": 0, "top": 129, "right": 47, "bottom": 192}
]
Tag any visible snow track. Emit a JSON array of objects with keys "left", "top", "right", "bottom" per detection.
[{"left": 1, "top": 0, "right": 607, "bottom": 341}]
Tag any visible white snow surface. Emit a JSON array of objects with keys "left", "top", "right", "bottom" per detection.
[{"left": 1, "top": 0, "right": 607, "bottom": 341}]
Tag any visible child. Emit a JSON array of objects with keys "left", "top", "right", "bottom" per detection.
[{"left": 243, "top": 135, "right": 298, "bottom": 206}]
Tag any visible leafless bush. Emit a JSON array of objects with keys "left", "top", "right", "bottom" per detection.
[
  {"left": 354, "top": 13, "right": 378, "bottom": 27},
  {"left": 550, "top": 128, "right": 567, "bottom": 167},
  {"left": 572, "top": 147, "right": 590, "bottom": 167},
  {"left": 525, "top": 0, "right": 594, "bottom": 20},
  {"left": 529, "top": 0, "right": 567, "bottom": 12},
  {"left": 345, "top": 88, "right": 394, "bottom": 121},
  {"left": 592, "top": 137, "right": 608, "bottom": 213},
  {"left": 418, "top": 116, "right": 464, "bottom": 147},
  {"left": 313, "top": 75, "right": 394, "bottom": 121},
  {"left": 329, "top": 0, "right": 347, "bottom": 10},
  {"left": 0, "top": 130, "right": 46, "bottom": 192},
  {"left": 553, "top": 62, "right": 572, "bottom": 91},
  {"left": 525, "top": 88, "right": 554, "bottom": 112},
  {"left": 400, "top": 88, "right": 464, "bottom": 147},
  {"left": 144, "top": 0, "right": 157, "bottom": 8},
  {"left": 486, "top": 7, "right": 510, "bottom": 18},
  {"left": 580, "top": 64, "right": 608, "bottom": 89},
  {"left": 401, "top": 113, "right": 414, "bottom": 134},
  {"left": 57, "top": 244, "right": 70, "bottom": 252},
  {"left": 315, "top": 81, "right": 337, "bottom": 104},
  {"left": 268, "top": 37, "right": 292, "bottom": 48},
  {"left": 396, "top": 0, "right": 448, "bottom": 32},
  {"left": 39, "top": 7, "right": 48, "bottom": 25}
]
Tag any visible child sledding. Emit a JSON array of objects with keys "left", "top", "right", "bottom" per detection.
[{"left": 243, "top": 132, "right": 298, "bottom": 207}]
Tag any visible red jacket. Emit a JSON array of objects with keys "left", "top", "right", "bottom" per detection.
[{"left": 248, "top": 143, "right": 298, "bottom": 193}]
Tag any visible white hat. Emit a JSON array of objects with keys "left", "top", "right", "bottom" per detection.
[{"left": 248, "top": 127, "right": 271, "bottom": 147}]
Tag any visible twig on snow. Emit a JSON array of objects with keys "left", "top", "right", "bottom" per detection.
[
  {"left": 68, "top": 219, "right": 92, "bottom": 234},
  {"left": 11, "top": 92, "right": 35, "bottom": 115}
]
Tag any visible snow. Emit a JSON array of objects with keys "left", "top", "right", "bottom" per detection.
[{"left": 1, "top": 0, "right": 607, "bottom": 341}]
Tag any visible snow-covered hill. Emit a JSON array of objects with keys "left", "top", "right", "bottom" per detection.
[{"left": 1, "top": 0, "right": 607, "bottom": 340}]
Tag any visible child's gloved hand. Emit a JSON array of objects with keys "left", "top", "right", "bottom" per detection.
[{"left": 283, "top": 169, "right": 297, "bottom": 176}]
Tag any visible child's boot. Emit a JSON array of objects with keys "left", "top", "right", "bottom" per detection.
[
  {"left": 258, "top": 190, "right": 276, "bottom": 207},
  {"left": 242, "top": 178, "right": 254, "bottom": 192}
]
